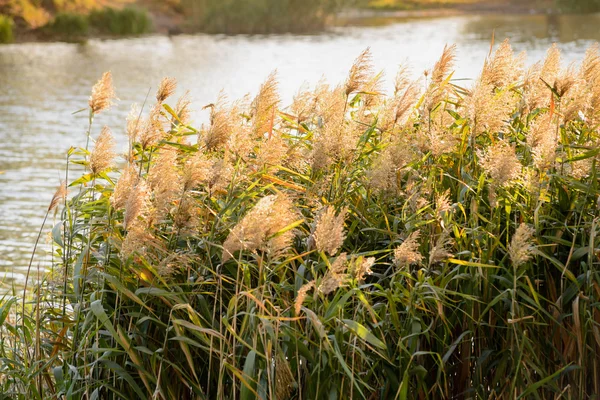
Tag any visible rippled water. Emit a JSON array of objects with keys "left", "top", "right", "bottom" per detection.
[{"left": 1, "top": 13, "right": 600, "bottom": 287}]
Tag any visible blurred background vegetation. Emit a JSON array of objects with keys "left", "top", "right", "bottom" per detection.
[{"left": 1, "top": 0, "right": 600, "bottom": 42}]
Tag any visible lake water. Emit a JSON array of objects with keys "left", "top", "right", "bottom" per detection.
[{"left": 1, "top": 12, "right": 600, "bottom": 287}]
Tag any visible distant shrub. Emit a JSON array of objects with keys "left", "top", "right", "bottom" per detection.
[
  {"left": 555, "top": 0, "right": 600, "bottom": 12},
  {"left": 47, "top": 12, "right": 89, "bottom": 36},
  {"left": 0, "top": 15, "right": 14, "bottom": 43},
  {"left": 89, "top": 7, "right": 152, "bottom": 35},
  {"left": 181, "top": 0, "right": 346, "bottom": 33}
]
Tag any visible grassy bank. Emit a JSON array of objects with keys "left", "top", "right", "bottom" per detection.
[{"left": 2, "top": 39, "right": 600, "bottom": 398}]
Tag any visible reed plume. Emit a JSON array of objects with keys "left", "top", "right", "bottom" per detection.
[
  {"left": 89, "top": 71, "right": 116, "bottom": 114},
  {"left": 479, "top": 141, "right": 521, "bottom": 187},
  {"left": 481, "top": 39, "right": 524, "bottom": 88},
  {"left": 353, "top": 256, "right": 375, "bottom": 282},
  {"left": 222, "top": 194, "right": 298, "bottom": 261},
  {"left": 251, "top": 71, "right": 280, "bottom": 138},
  {"left": 48, "top": 181, "right": 67, "bottom": 212},
  {"left": 111, "top": 165, "right": 139, "bottom": 210},
  {"left": 345, "top": 47, "right": 374, "bottom": 96},
  {"left": 149, "top": 148, "right": 182, "bottom": 218},
  {"left": 174, "top": 91, "right": 192, "bottom": 125},
  {"left": 429, "top": 230, "right": 454, "bottom": 266},
  {"left": 319, "top": 253, "right": 348, "bottom": 295},
  {"left": 508, "top": 223, "right": 535, "bottom": 267},
  {"left": 89, "top": 126, "right": 116, "bottom": 175},
  {"left": 203, "top": 92, "right": 232, "bottom": 150},
  {"left": 309, "top": 206, "right": 347, "bottom": 255},
  {"left": 124, "top": 180, "right": 150, "bottom": 230},
  {"left": 294, "top": 281, "right": 315, "bottom": 315},
  {"left": 394, "top": 231, "right": 423, "bottom": 268},
  {"left": 156, "top": 77, "right": 177, "bottom": 103}
]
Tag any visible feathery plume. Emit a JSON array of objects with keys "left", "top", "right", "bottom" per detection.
[
  {"left": 508, "top": 223, "right": 535, "bottom": 267},
  {"left": 89, "top": 71, "right": 116, "bottom": 114},
  {"left": 527, "top": 113, "right": 558, "bottom": 170},
  {"left": 124, "top": 180, "right": 150, "bottom": 230},
  {"left": 275, "top": 355, "right": 295, "bottom": 400},
  {"left": 89, "top": 126, "right": 116, "bottom": 175},
  {"left": 48, "top": 181, "right": 67, "bottom": 212},
  {"left": 111, "top": 165, "right": 139, "bottom": 210},
  {"left": 354, "top": 256, "right": 375, "bottom": 282},
  {"left": 367, "top": 138, "right": 413, "bottom": 193},
  {"left": 174, "top": 91, "right": 192, "bottom": 125},
  {"left": 464, "top": 81, "right": 518, "bottom": 136},
  {"left": 126, "top": 103, "right": 141, "bottom": 143},
  {"left": 429, "top": 231, "right": 454, "bottom": 266},
  {"left": 295, "top": 281, "right": 315, "bottom": 315},
  {"left": 479, "top": 141, "right": 521, "bottom": 187},
  {"left": 318, "top": 253, "right": 348, "bottom": 295},
  {"left": 436, "top": 189, "right": 452, "bottom": 218},
  {"left": 121, "top": 223, "right": 159, "bottom": 259},
  {"left": 345, "top": 47, "right": 374, "bottom": 96},
  {"left": 481, "top": 39, "right": 524, "bottom": 88},
  {"left": 251, "top": 71, "right": 280, "bottom": 138},
  {"left": 148, "top": 148, "right": 182, "bottom": 216},
  {"left": 139, "top": 103, "right": 165, "bottom": 149},
  {"left": 310, "top": 206, "right": 347, "bottom": 255},
  {"left": 394, "top": 231, "right": 423, "bottom": 267},
  {"left": 203, "top": 92, "right": 232, "bottom": 150},
  {"left": 156, "top": 77, "right": 177, "bottom": 103},
  {"left": 222, "top": 194, "right": 298, "bottom": 261},
  {"left": 182, "top": 151, "right": 211, "bottom": 191},
  {"left": 423, "top": 44, "right": 456, "bottom": 112}
]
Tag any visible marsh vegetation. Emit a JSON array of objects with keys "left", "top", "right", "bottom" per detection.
[{"left": 2, "top": 39, "right": 600, "bottom": 399}]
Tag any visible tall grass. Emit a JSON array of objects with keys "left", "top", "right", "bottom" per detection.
[
  {"left": 3, "top": 40, "right": 600, "bottom": 399},
  {"left": 88, "top": 7, "right": 152, "bottom": 36}
]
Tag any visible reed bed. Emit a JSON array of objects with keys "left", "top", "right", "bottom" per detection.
[{"left": 2, "top": 40, "right": 600, "bottom": 399}]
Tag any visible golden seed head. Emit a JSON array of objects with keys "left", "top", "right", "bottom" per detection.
[
  {"left": 394, "top": 231, "right": 423, "bottom": 268},
  {"left": 89, "top": 126, "right": 116, "bottom": 175},
  {"left": 89, "top": 71, "right": 116, "bottom": 114},
  {"left": 124, "top": 180, "right": 150, "bottom": 230},
  {"left": 310, "top": 206, "right": 347, "bottom": 255},
  {"left": 354, "top": 256, "right": 375, "bottom": 282},
  {"left": 479, "top": 140, "right": 521, "bottom": 187},
  {"left": 345, "top": 47, "right": 374, "bottom": 96},
  {"left": 111, "top": 165, "right": 139, "bottom": 210},
  {"left": 508, "top": 223, "right": 535, "bottom": 267},
  {"left": 295, "top": 280, "right": 315, "bottom": 315},
  {"left": 48, "top": 181, "right": 68, "bottom": 212},
  {"left": 251, "top": 71, "right": 280, "bottom": 138},
  {"left": 429, "top": 231, "right": 454, "bottom": 266},
  {"left": 156, "top": 77, "right": 177, "bottom": 103},
  {"left": 148, "top": 147, "right": 182, "bottom": 217},
  {"left": 222, "top": 194, "right": 298, "bottom": 261}
]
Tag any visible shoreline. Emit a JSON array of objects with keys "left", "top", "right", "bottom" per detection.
[{"left": 3, "top": 3, "right": 560, "bottom": 45}]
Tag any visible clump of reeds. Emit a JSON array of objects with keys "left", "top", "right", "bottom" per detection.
[{"left": 4, "top": 40, "right": 600, "bottom": 400}]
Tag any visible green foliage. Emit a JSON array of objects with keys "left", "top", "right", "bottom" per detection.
[
  {"left": 3, "top": 41, "right": 600, "bottom": 399},
  {"left": 555, "top": 0, "right": 600, "bottom": 12},
  {"left": 0, "top": 14, "right": 14, "bottom": 43},
  {"left": 181, "top": 0, "right": 347, "bottom": 33},
  {"left": 89, "top": 7, "right": 152, "bottom": 36},
  {"left": 47, "top": 12, "right": 89, "bottom": 37}
]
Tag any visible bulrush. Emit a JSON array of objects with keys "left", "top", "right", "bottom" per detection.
[
  {"left": 345, "top": 47, "right": 373, "bottom": 96},
  {"left": 123, "top": 180, "right": 150, "bottom": 230},
  {"left": 89, "top": 126, "right": 116, "bottom": 175},
  {"left": 111, "top": 165, "right": 139, "bottom": 210},
  {"left": 309, "top": 205, "right": 347, "bottom": 255},
  {"left": 89, "top": 71, "right": 116, "bottom": 115},
  {"left": 508, "top": 223, "right": 535, "bottom": 267},
  {"left": 156, "top": 77, "right": 177, "bottom": 103},
  {"left": 394, "top": 231, "right": 423, "bottom": 268},
  {"left": 222, "top": 194, "right": 299, "bottom": 261},
  {"left": 479, "top": 140, "right": 521, "bottom": 187}
]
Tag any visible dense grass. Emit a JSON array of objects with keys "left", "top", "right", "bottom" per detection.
[
  {"left": 3, "top": 40, "right": 600, "bottom": 399},
  {"left": 180, "top": 0, "right": 347, "bottom": 33},
  {"left": 88, "top": 7, "right": 152, "bottom": 36},
  {"left": 46, "top": 12, "right": 89, "bottom": 37},
  {"left": 0, "top": 14, "right": 14, "bottom": 43},
  {"left": 556, "top": 0, "right": 600, "bottom": 12}
]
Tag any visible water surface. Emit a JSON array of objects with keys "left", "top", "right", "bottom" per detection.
[{"left": 1, "top": 13, "right": 600, "bottom": 287}]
